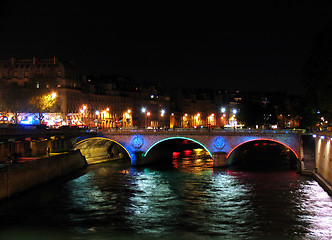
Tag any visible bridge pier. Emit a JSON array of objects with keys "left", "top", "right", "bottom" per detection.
[
  {"left": 212, "top": 152, "right": 228, "bottom": 167},
  {"left": 131, "top": 151, "right": 146, "bottom": 166}
]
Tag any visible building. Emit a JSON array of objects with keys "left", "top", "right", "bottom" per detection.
[{"left": 0, "top": 57, "right": 81, "bottom": 125}]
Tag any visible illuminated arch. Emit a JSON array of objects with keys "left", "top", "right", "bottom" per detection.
[
  {"left": 76, "top": 136, "right": 131, "bottom": 159},
  {"left": 144, "top": 137, "right": 212, "bottom": 157},
  {"left": 226, "top": 138, "right": 299, "bottom": 159}
]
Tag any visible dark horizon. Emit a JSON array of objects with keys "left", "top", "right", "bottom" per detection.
[{"left": 1, "top": 4, "right": 331, "bottom": 95}]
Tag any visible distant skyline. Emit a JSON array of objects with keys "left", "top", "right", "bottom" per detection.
[{"left": 1, "top": 4, "right": 331, "bottom": 94}]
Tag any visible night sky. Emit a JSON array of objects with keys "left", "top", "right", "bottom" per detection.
[{"left": 1, "top": 3, "right": 331, "bottom": 94}]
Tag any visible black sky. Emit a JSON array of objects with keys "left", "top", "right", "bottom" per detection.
[{"left": 1, "top": 3, "right": 331, "bottom": 94}]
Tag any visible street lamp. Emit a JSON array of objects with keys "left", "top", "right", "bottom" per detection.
[
  {"left": 80, "top": 108, "right": 84, "bottom": 127},
  {"left": 95, "top": 110, "right": 100, "bottom": 128}
]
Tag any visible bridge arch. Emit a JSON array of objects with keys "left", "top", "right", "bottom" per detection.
[
  {"left": 227, "top": 138, "right": 299, "bottom": 159},
  {"left": 75, "top": 137, "right": 132, "bottom": 164},
  {"left": 144, "top": 136, "right": 212, "bottom": 158}
]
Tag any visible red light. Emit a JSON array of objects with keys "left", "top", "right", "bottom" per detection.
[
  {"left": 173, "top": 152, "right": 181, "bottom": 158},
  {"left": 183, "top": 150, "right": 192, "bottom": 157}
]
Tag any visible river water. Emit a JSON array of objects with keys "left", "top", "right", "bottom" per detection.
[{"left": 0, "top": 157, "right": 332, "bottom": 240}]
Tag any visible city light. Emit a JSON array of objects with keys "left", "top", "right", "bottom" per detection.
[
  {"left": 221, "top": 107, "right": 226, "bottom": 113},
  {"left": 95, "top": 110, "right": 100, "bottom": 116},
  {"left": 141, "top": 107, "right": 146, "bottom": 113},
  {"left": 232, "top": 109, "right": 237, "bottom": 114}
]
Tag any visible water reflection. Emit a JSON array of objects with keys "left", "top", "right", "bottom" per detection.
[{"left": 0, "top": 157, "right": 331, "bottom": 239}]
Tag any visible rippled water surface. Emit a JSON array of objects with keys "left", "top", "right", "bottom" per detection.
[{"left": 0, "top": 158, "right": 332, "bottom": 240}]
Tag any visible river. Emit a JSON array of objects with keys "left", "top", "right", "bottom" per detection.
[{"left": 0, "top": 157, "right": 331, "bottom": 240}]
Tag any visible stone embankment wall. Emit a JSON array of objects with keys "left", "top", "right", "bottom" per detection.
[
  {"left": 0, "top": 150, "right": 87, "bottom": 201},
  {"left": 315, "top": 132, "right": 332, "bottom": 184}
]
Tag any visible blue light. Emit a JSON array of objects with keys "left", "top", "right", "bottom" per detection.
[{"left": 313, "top": 134, "right": 317, "bottom": 138}]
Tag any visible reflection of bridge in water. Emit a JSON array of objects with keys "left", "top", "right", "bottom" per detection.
[{"left": 75, "top": 129, "right": 303, "bottom": 167}]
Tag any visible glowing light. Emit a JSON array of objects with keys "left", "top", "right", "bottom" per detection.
[
  {"left": 320, "top": 136, "right": 325, "bottom": 140},
  {"left": 141, "top": 107, "right": 146, "bottom": 113},
  {"left": 106, "top": 108, "right": 110, "bottom": 111},
  {"left": 76, "top": 137, "right": 132, "bottom": 162},
  {"left": 146, "top": 112, "right": 151, "bottom": 116},
  {"left": 127, "top": 109, "right": 131, "bottom": 113},
  {"left": 221, "top": 107, "right": 226, "bottom": 113},
  {"left": 161, "top": 109, "right": 165, "bottom": 115},
  {"left": 183, "top": 150, "right": 192, "bottom": 157},
  {"left": 80, "top": 108, "right": 84, "bottom": 114},
  {"left": 144, "top": 137, "right": 212, "bottom": 157},
  {"left": 232, "top": 109, "right": 237, "bottom": 114},
  {"left": 83, "top": 105, "right": 87, "bottom": 110},
  {"left": 51, "top": 92, "right": 57, "bottom": 98},
  {"left": 95, "top": 110, "right": 100, "bottom": 115},
  {"left": 313, "top": 134, "right": 317, "bottom": 138},
  {"left": 172, "top": 152, "right": 181, "bottom": 158}
]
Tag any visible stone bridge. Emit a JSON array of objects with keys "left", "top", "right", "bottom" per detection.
[{"left": 75, "top": 129, "right": 303, "bottom": 167}]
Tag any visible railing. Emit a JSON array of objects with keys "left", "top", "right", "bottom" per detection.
[
  {"left": 0, "top": 124, "right": 305, "bottom": 137},
  {"left": 98, "top": 128, "right": 304, "bottom": 134},
  {"left": 0, "top": 125, "right": 86, "bottom": 136}
]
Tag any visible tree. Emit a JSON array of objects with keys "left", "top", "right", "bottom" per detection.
[
  {"left": 28, "top": 92, "right": 57, "bottom": 123},
  {"left": 303, "top": 26, "right": 332, "bottom": 128}
]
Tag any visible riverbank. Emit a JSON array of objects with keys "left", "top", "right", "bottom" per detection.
[
  {"left": 301, "top": 169, "right": 332, "bottom": 196},
  {"left": 0, "top": 150, "right": 87, "bottom": 201}
]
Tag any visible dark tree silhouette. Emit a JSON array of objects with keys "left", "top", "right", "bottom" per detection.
[{"left": 303, "top": 26, "right": 332, "bottom": 128}]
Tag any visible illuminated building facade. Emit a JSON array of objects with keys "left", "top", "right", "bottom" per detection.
[
  {"left": 0, "top": 57, "right": 303, "bottom": 129},
  {"left": 0, "top": 57, "right": 81, "bottom": 125}
]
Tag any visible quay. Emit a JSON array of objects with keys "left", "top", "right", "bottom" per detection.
[{"left": 0, "top": 150, "right": 87, "bottom": 201}]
